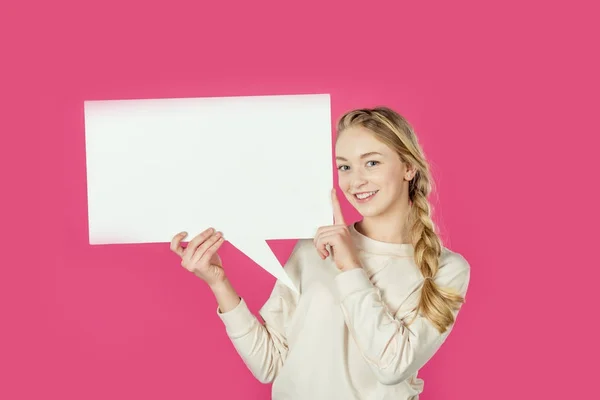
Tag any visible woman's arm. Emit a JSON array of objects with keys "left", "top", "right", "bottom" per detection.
[
  {"left": 215, "top": 242, "right": 303, "bottom": 384},
  {"left": 335, "top": 253, "right": 471, "bottom": 385},
  {"left": 210, "top": 278, "right": 242, "bottom": 313}
]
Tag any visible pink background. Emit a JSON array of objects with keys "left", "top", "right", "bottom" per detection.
[{"left": 3, "top": 0, "right": 599, "bottom": 399}]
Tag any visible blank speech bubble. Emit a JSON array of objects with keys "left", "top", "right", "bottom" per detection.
[{"left": 83, "top": 94, "right": 334, "bottom": 292}]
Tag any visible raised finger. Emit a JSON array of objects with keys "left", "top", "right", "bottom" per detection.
[{"left": 331, "top": 188, "right": 346, "bottom": 226}]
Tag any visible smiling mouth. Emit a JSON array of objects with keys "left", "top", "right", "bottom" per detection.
[{"left": 353, "top": 190, "right": 379, "bottom": 202}]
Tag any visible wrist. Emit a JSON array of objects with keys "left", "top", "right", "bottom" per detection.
[
  {"left": 209, "top": 278, "right": 241, "bottom": 314},
  {"left": 209, "top": 278, "right": 231, "bottom": 293}
]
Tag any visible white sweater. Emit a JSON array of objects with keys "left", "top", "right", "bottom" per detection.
[{"left": 217, "top": 223, "right": 471, "bottom": 399}]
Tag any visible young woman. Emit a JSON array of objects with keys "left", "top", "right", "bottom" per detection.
[{"left": 170, "top": 106, "right": 471, "bottom": 399}]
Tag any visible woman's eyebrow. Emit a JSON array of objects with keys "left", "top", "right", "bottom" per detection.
[{"left": 335, "top": 152, "right": 383, "bottom": 161}]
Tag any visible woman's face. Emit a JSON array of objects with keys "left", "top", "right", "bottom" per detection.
[{"left": 335, "top": 126, "right": 412, "bottom": 219}]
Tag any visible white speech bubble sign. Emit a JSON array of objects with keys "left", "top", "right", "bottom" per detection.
[{"left": 83, "top": 94, "right": 334, "bottom": 293}]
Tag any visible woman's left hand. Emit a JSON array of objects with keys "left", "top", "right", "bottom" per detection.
[{"left": 314, "top": 189, "right": 362, "bottom": 272}]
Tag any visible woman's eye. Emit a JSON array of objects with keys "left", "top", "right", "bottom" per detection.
[
  {"left": 338, "top": 165, "right": 349, "bottom": 171},
  {"left": 367, "top": 160, "right": 379, "bottom": 167}
]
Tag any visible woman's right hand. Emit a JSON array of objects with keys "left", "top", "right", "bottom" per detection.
[{"left": 170, "top": 227, "right": 227, "bottom": 288}]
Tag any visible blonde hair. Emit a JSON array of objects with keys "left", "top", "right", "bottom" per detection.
[{"left": 336, "top": 106, "right": 464, "bottom": 334}]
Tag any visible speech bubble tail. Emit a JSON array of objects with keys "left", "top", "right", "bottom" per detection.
[{"left": 227, "top": 236, "right": 299, "bottom": 294}]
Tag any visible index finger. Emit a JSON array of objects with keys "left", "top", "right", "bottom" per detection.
[{"left": 331, "top": 188, "right": 346, "bottom": 226}]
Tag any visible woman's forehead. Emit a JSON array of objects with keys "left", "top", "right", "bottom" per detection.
[{"left": 336, "top": 127, "right": 392, "bottom": 157}]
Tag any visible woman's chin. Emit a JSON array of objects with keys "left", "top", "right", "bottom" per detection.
[{"left": 354, "top": 201, "right": 383, "bottom": 217}]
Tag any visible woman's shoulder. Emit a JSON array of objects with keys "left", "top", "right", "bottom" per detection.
[
  {"left": 439, "top": 246, "right": 470, "bottom": 272},
  {"left": 437, "top": 246, "right": 471, "bottom": 294}
]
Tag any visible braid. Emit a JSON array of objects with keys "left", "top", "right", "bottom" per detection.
[{"left": 410, "top": 177, "right": 464, "bottom": 333}]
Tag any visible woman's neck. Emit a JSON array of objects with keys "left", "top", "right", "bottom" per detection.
[{"left": 356, "top": 207, "right": 413, "bottom": 245}]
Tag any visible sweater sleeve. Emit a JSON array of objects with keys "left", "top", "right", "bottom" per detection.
[
  {"left": 216, "top": 241, "right": 303, "bottom": 384},
  {"left": 334, "top": 253, "right": 471, "bottom": 385}
]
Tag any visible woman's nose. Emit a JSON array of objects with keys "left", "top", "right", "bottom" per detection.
[{"left": 351, "top": 172, "right": 368, "bottom": 187}]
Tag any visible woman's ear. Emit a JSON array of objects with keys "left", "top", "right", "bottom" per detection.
[{"left": 404, "top": 164, "right": 417, "bottom": 181}]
